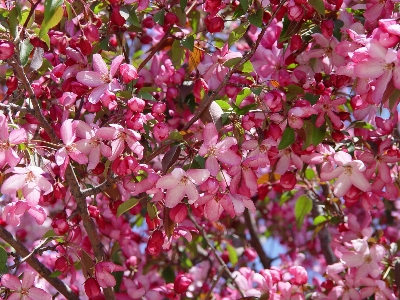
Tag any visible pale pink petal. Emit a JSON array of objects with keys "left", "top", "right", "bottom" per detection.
[
  {"left": 100, "top": 144, "right": 112, "bottom": 157},
  {"left": 36, "top": 176, "right": 53, "bottom": 195},
  {"left": 334, "top": 151, "right": 352, "bottom": 165},
  {"left": 88, "top": 84, "right": 108, "bottom": 104},
  {"left": 165, "top": 185, "right": 185, "bottom": 208},
  {"left": 28, "top": 206, "right": 47, "bottom": 225},
  {"left": 187, "top": 169, "right": 210, "bottom": 185},
  {"left": 276, "top": 155, "right": 290, "bottom": 175},
  {"left": 350, "top": 172, "right": 370, "bottom": 192},
  {"left": 28, "top": 287, "right": 51, "bottom": 300},
  {"left": 109, "top": 138, "right": 125, "bottom": 161},
  {"left": 8, "top": 292, "right": 21, "bottom": 300},
  {"left": 202, "top": 123, "right": 218, "bottom": 147},
  {"left": 312, "top": 33, "right": 330, "bottom": 47},
  {"left": 92, "top": 54, "right": 108, "bottom": 75},
  {"left": 1, "top": 274, "right": 22, "bottom": 290},
  {"left": 6, "top": 148, "right": 21, "bottom": 168},
  {"left": 96, "top": 127, "right": 118, "bottom": 140},
  {"left": 393, "top": 64, "right": 400, "bottom": 89},
  {"left": 14, "top": 201, "right": 30, "bottom": 214},
  {"left": 76, "top": 71, "right": 105, "bottom": 87},
  {"left": 55, "top": 148, "right": 68, "bottom": 166},
  {"left": 156, "top": 174, "right": 179, "bottom": 189},
  {"left": 243, "top": 168, "right": 257, "bottom": 192},
  {"left": 371, "top": 71, "right": 392, "bottom": 103},
  {"left": 75, "top": 140, "right": 92, "bottom": 155},
  {"left": 219, "top": 195, "right": 235, "bottom": 217},
  {"left": 243, "top": 197, "right": 256, "bottom": 213},
  {"left": 9, "top": 128, "right": 27, "bottom": 144},
  {"left": 0, "top": 113, "right": 8, "bottom": 140},
  {"left": 368, "top": 40, "right": 387, "bottom": 60},
  {"left": 21, "top": 269, "right": 36, "bottom": 289},
  {"left": 204, "top": 200, "right": 223, "bottom": 221},
  {"left": 23, "top": 184, "right": 40, "bottom": 206},
  {"left": 216, "top": 137, "right": 237, "bottom": 152},
  {"left": 126, "top": 139, "right": 144, "bottom": 159},
  {"left": 185, "top": 182, "right": 199, "bottom": 202},
  {"left": 333, "top": 174, "right": 352, "bottom": 197},
  {"left": 1, "top": 174, "right": 27, "bottom": 195},
  {"left": 87, "top": 146, "right": 101, "bottom": 170},
  {"left": 206, "top": 155, "right": 220, "bottom": 176},
  {"left": 110, "top": 55, "right": 124, "bottom": 78},
  {"left": 216, "top": 150, "right": 241, "bottom": 166},
  {"left": 354, "top": 61, "right": 385, "bottom": 79},
  {"left": 230, "top": 194, "right": 245, "bottom": 215}
]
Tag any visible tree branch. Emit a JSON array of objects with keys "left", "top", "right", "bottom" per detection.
[
  {"left": 244, "top": 209, "right": 272, "bottom": 269},
  {"left": 0, "top": 226, "right": 79, "bottom": 300}
]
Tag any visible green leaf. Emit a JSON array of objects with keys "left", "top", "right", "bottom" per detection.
[
  {"left": 19, "top": 39, "right": 33, "bottom": 66},
  {"left": 278, "top": 127, "right": 295, "bottom": 150},
  {"left": 120, "top": 6, "right": 140, "bottom": 27},
  {"left": 226, "top": 243, "right": 238, "bottom": 266},
  {"left": 232, "top": 5, "right": 245, "bottom": 19},
  {"left": 224, "top": 57, "right": 242, "bottom": 68},
  {"left": 309, "top": 0, "right": 325, "bottom": 16},
  {"left": 171, "top": 40, "right": 185, "bottom": 68},
  {"left": 295, "top": 195, "right": 313, "bottom": 230},
  {"left": 228, "top": 22, "right": 249, "bottom": 48},
  {"left": 147, "top": 202, "right": 158, "bottom": 220},
  {"left": 138, "top": 91, "right": 156, "bottom": 101},
  {"left": 41, "top": 229, "right": 58, "bottom": 239},
  {"left": 239, "top": 60, "right": 254, "bottom": 72},
  {"left": 215, "top": 100, "right": 232, "bottom": 110},
  {"left": 9, "top": 7, "right": 18, "bottom": 38},
  {"left": 389, "top": 89, "right": 400, "bottom": 111},
  {"left": 49, "top": 270, "right": 62, "bottom": 278},
  {"left": 20, "top": 9, "right": 34, "bottom": 28},
  {"left": 44, "top": 0, "right": 63, "bottom": 22},
  {"left": 236, "top": 87, "right": 252, "bottom": 106},
  {"left": 168, "top": 130, "right": 183, "bottom": 141},
  {"left": 180, "top": 0, "right": 187, "bottom": 11},
  {"left": 162, "top": 265, "right": 175, "bottom": 283},
  {"left": 39, "top": 6, "right": 64, "bottom": 47},
  {"left": 0, "top": 246, "right": 8, "bottom": 274},
  {"left": 181, "top": 35, "right": 194, "bottom": 51},
  {"left": 305, "top": 168, "right": 315, "bottom": 180},
  {"left": 153, "top": 8, "right": 165, "bottom": 25},
  {"left": 251, "top": 87, "right": 263, "bottom": 96},
  {"left": 286, "top": 84, "right": 304, "bottom": 95},
  {"left": 232, "top": 103, "right": 257, "bottom": 115},
  {"left": 312, "top": 121, "right": 326, "bottom": 146},
  {"left": 240, "top": 0, "right": 251, "bottom": 11},
  {"left": 313, "top": 215, "right": 328, "bottom": 226},
  {"left": 117, "top": 198, "right": 140, "bottom": 217},
  {"left": 304, "top": 93, "right": 319, "bottom": 105},
  {"left": 171, "top": 7, "right": 186, "bottom": 26},
  {"left": 248, "top": 9, "right": 263, "bottom": 28}
]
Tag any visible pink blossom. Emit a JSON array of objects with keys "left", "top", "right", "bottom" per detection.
[
  {"left": 198, "top": 123, "right": 241, "bottom": 176},
  {"left": 313, "top": 95, "right": 347, "bottom": 128},
  {"left": 76, "top": 54, "right": 124, "bottom": 104},
  {"left": 55, "top": 119, "right": 88, "bottom": 178},
  {"left": 95, "top": 262, "right": 125, "bottom": 288},
  {"left": 0, "top": 113, "right": 27, "bottom": 169},
  {"left": 96, "top": 124, "right": 143, "bottom": 161},
  {"left": 1, "top": 166, "right": 53, "bottom": 207},
  {"left": 2, "top": 201, "right": 47, "bottom": 225},
  {"left": 1, "top": 269, "right": 51, "bottom": 300},
  {"left": 320, "top": 151, "right": 370, "bottom": 198},
  {"left": 156, "top": 168, "right": 210, "bottom": 208}
]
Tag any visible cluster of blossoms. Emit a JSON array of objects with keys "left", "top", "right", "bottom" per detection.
[{"left": 0, "top": 0, "right": 399, "bottom": 298}]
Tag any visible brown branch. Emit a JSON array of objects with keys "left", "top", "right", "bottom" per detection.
[
  {"left": 10, "top": 55, "right": 116, "bottom": 299},
  {"left": 0, "top": 226, "right": 79, "bottom": 300},
  {"left": 0, "top": 103, "right": 33, "bottom": 113},
  {"left": 182, "top": 0, "right": 288, "bottom": 131},
  {"left": 17, "top": 0, "right": 42, "bottom": 42},
  {"left": 188, "top": 214, "right": 245, "bottom": 297},
  {"left": 244, "top": 209, "right": 272, "bottom": 269}
]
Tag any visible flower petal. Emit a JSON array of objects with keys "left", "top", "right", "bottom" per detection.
[
  {"left": 1, "top": 274, "right": 22, "bottom": 290},
  {"left": 76, "top": 71, "right": 105, "bottom": 87},
  {"left": 1, "top": 174, "right": 26, "bottom": 195},
  {"left": 92, "top": 54, "right": 108, "bottom": 75},
  {"left": 28, "top": 287, "right": 51, "bottom": 300}
]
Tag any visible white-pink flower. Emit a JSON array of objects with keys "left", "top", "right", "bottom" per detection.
[
  {"left": 0, "top": 113, "right": 26, "bottom": 169},
  {"left": 156, "top": 168, "right": 210, "bottom": 208},
  {"left": 1, "top": 166, "right": 53, "bottom": 207},
  {"left": 76, "top": 54, "right": 124, "bottom": 104},
  {"left": 1, "top": 269, "right": 51, "bottom": 300},
  {"left": 198, "top": 123, "right": 241, "bottom": 176},
  {"left": 2, "top": 201, "right": 47, "bottom": 226},
  {"left": 320, "top": 151, "right": 371, "bottom": 198},
  {"left": 95, "top": 262, "right": 125, "bottom": 288}
]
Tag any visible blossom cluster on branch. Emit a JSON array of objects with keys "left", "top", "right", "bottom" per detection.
[{"left": 0, "top": 0, "right": 399, "bottom": 298}]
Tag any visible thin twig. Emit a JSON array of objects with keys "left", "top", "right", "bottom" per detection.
[
  {"left": 0, "top": 226, "right": 79, "bottom": 300},
  {"left": 188, "top": 214, "right": 245, "bottom": 297},
  {"left": 205, "top": 267, "right": 224, "bottom": 300}
]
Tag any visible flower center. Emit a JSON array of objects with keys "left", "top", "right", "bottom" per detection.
[
  {"left": 208, "top": 146, "right": 217, "bottom": 156},
  {"left": 343, "top": 165, "right": 353, "bottom": 175},
  {"left": 26, "top": 171, "right": 36, "bottom": 182},
  {"left": 0, "top": 141, "right": 10, "bottom": 151},
  {"left": 180, "top": 176, "right": 189, "bottom": 185},
  {"left": 66, "top": 143, "right": 77, "bottom": 153}
]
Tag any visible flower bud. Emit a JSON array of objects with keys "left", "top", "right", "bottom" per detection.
[
  {"left": 169, "top": 203, "right": 188, "bottom": 223},
  {"left": 55, "top": 256, "right": 69, "bottom": 272},
  {"left": 147, "top": 230, "right": 164, "bottom": 256},
  {"left": 6, "top": 76, "right": 18, "bottom": 95},
  {"left": 110, "top": 5, "right": 126, "bottom": 26},
  {"left": 142, "top": 16, "right": 155, "bottom": 28},
  {"left": 112, "top": 156, "right": 139, "bottom": 176},
  {"left": 243, "top": 247, "right": 257, "bottom": 261},
  {"left": 153, "top": 123, "right": 169, "bottom": 142},
  {"left": 120, "top": 64, "right": 138, "bottom": 83},
  {"left": 205, "top": 16, "right": 224, "bottom": 33},
  {"left": 174, "top": 273, "right": 192, "bottom": 294},
  {"left": 321, "top": 19, "right": 334, "bottom": 39},
  {"left": 280, "top": 171, "right": 296, "bottom": 190},
  {"left": 164, "top": 12, "right": 179, "bottom": 27},
  {"left": 127, "top": 96, "right": 145, "bottom": 112},
  {"left": 84, "top": 24, "right": 100, "bottom": 43},
  {"left": 290, "top": 34, "right": 303, "bottom": 52},
  {"left": 52, "top": 219, "right": 70, "bottom": 235},
  {"left": 0, "top": 40, "right": 14, "bottom": 60},
  {"left": 84, "top": 278, "right": 101, "bottom": 298}
]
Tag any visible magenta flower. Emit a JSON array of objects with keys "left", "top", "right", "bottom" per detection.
[
  {"left": 198, "top": 123, "right": 241, "bottom": 176},
  {"left": 55, "top": 119, "right": 88, "bottom": 179},
  {"left": 320, "top": 151, "right": 371, "bottom": 198},
  {"left": 1, "top": 166, "right": 53, "bottom": 207},
  {"left": 76, "top": 54, "right": 124, "bottom": 104},
  {"left": 1, "top": 269, "right": 51, "bottom": 300},
  {"left": 2, "top": 201, "right": 47, "bottom": 226},
  {"left": 95, "top": 262, "right": 125, "bottom": 288},
  {"left": 156, "top": 168, "right": 210, "bottom": 208},
  {"left": 313, "top": 95, "right": 347, "bottom": 128},
  {"left": 96, "top": 124, "right": 143, "bottom": 161},
  {"left": 0, "top": 113, "right": 27, "bottom": 169}
]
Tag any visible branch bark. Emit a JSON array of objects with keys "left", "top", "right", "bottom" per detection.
[{"left": 0, "top": 226, "right": 80, "bottom": 300}]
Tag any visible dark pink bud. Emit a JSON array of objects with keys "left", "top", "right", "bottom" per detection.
[
  {"left": 125, "top": 256, "right": 138, "bottom": 269},
  {"left": 120, "top": 63, "right": 138, "bottom": 83},
  {"left": 290, "top": 34, "right": 303, "bottom": 51},
  {"left": 84, "top": 101, "right": 102, "bottom": 113},
  {"left": 153, "top": 122, "right": 169, "bottom": 141},
  {"left": 174, "top": 273, "right": 192, "bottom": 294},
  {"left": 139, "top": 35, "right": 152, "bottom": 45},
  {"left": 166, "top": 86, "right": 179, "bottom": 100},
  {"left": 164, "top": 12, "right": 179, "bottom": 26},
  {"left": 146, "top": 215, "right": 160, "bottom": 231},
  {"left": 127, "top": 96, "right": 145, "bottom": 112},
  {"left": 110, "top": 6, "right": 126, "bottom": 26},
  {"left": 52, "top": 219, "right": 70, "bottom": 235},
  {"left": 287, "top": 3, "right": 304, "bottom": 22},
  {"left": 109, "top": 34, "right": 118, "bottom": 47},
  {"left": 78, "top": 38, "right": 92, "bottom": 56},
  {"left": 142, "top": 16, "right": 155, "bottom": 28},
  {"left": 112, "top": 156, "right": 139, "bottom": 176},
  {"left": 331, "top": 131, "right": 344, "bottom": 142},
  {"left": 84, "top": 24, "right": 100, "bottom": 42},
  {"left": 152, "top": 102, "right": 166, "bottom": 114},
  {"left": 244, "top": 248, "right": 258, "bottom": 261},
  {"left": 0, "top": 40, "right": 15, "bottom": 60},
  {"left": 169, "top": 203, "right": 188, "bottom": 223},
  {"left": 6, "top": 76, "right": 18, "bottom": 95},
  {"left": 55, "top": 256, "right": 69, "bottom": 272},
  {"left": 205, "top": 16, "right": 224, "bottom": 33},
  {"left": 84, "top": 278, "right": 101, "bottom": 298},
  {"left": 88, "top": 205, "right": 100, "bottom": 218},
  {"left": 280, "top": 171, "right": 296, "bottom": 190},
  {"left": 321, "top": 19, "right": 334, "bottom": 39},
  {"left": 147, "top": 230, "right": 164, "bottom": 256}
]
